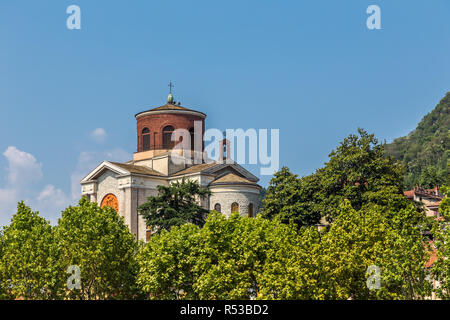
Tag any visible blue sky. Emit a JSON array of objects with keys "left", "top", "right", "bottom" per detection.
[{"left": 0, "top": 0, "right": 449, "bottom": 225}]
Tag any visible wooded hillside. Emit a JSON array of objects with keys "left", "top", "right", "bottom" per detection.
[{"left": 385, "top": 92, "right": 450, "bottom": 188}]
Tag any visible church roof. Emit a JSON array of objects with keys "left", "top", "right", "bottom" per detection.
[
  {"left": 171, "top": 162, "right": 218, "bottom": 176},
  {"left": 209, "top": 173, "right": 260, "bottom": 187},
  {"left": 109, "top": 162, "right": 165, "bottom": 176},
  {"left": 151, "top": 103, "right": 194, "bottom": 111},
  {"left": 135, "top": 103, "right": 206, "bottom": 118}
]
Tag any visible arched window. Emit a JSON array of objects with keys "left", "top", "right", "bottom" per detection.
[
  {"left": 231, "top": 202, "right": 239, "bottom": 214},
  {"left": 189, "top": 127, "right": 195, "bottom": 151},
  {"left": 163, "top": 125, "right": 175, "bottom": 149},
  {"left": 214, "top": 203, "right": 221, "bottom": 213},
  {"left": 101, "top": 194, "right": 119, "bottom": 212},
  {"left": 142, "top": 128, "right": 151, "bottom": 151},
  {"left": 248, "top": 203, "right": 254, "bottom": 218}
]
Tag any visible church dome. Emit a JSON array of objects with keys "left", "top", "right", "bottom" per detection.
[{"left": 134, "top": 95, "right": 206, "bottom": 156}]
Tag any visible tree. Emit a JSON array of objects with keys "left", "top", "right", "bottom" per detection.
[
  {"left": 137, "top": 211, "right": 322, "bottom": 300},
  {"left": 137, "top": 223, "right": 200, "bottom": 299},
  {"left": 432, "top": 185, "right": 450, "bottom": 299},
  {"left": 256, "top": 225, "right": 325, "bottom": 299},
  {"left": 192, "top": 212, "right": 280, "bottom": 299},
  {"left": 319, "top": 201, "right": 431, "bottom": 299},
  {"left": 318, "top": 128, "right": 408, "bottom": 221},
  {"left": 138, "top": 178, "right": 211, "bottom": 234},
  {"left": 55, "top": 197, "right": 142, "bottom": 300},
  {"left": 261, "top": 129, "right": 410, "bottom": 225},
  {"left": 259, "top": 167, "right": 322, "bottom": 227},
  {"left": 137, "top": 204, "right": 432, "bottom": 300},
  {"left": 418, "top": 165, "right": 447, "bottom": 189},
  {"left": 0, "top": 202, "right": 63, "bottom": 299},
  {"left": 0, "top": 229, "right": 4, "bottom": 299}
]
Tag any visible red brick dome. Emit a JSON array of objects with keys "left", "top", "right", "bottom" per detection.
[{"left": 135, "top": 102, "right": 206, "bottom": 153}]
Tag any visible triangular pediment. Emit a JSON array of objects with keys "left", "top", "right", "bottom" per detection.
[{"left": 80, "top": 161, "right": 130, "bottom": 183}]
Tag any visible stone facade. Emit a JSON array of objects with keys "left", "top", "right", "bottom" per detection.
[{"left": 209, "top": 186, "right": 261, "bottom": 217}]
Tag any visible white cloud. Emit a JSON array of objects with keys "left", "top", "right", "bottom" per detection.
[
  {"left": 0, "top": 144, "right": 132, "bottom": 227},
  {"left": 37, "top": 185, "right": 70, "bottom": 208},
  {"left": 90, "top": 128, "right": 107, "bottom": 143},
  {"left": 0, "top": 147, "right": 72, "bottom": 226},
  {"left": 3, "top": 146, "right": 43, "bottom": 186}
]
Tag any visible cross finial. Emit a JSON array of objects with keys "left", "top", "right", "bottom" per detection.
[{"left": 168, "top": 81, "right": 174, "bottom": 94}]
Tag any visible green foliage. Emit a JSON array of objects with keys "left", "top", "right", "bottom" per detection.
[
  {"left": 137, "top": 206, "right": 431, "bottom": 300},
  {"left": 319, "top": 129, "right": 407, "bottom": 221},
  {"left": 385, "top": 92, "right": 450, "bottom": 188},
  {"left": 260, "top": 201, "right": 430, "bottom": 300},
  {"left": 192, "top": 212, "right": 296, "bottom": 299},
  {"left": 0, "top": 202, "right": 63, "bottom": 299},
  {"left": 0, "top": 230, "right": 4, "bottom": 299},
  {"left": 137, "top": 223, "right": 200, "bottom": 299},
  {"left": 261, "top": 129, "right": 409, "bottom": 224},
  {"left": 320, "top": 201, "right": 431, "bottom": 299},
  {"left": 137, "top": 212, "right": 316, "bottom": 299},
  {"left": 431, "top": 185, "right": 450, "bottom": 299},
  {"left": 259, "top": 167, "right": 321, "bottom": 227},
  {"left": 438, "top": 185, "right": 450, "bottom": 220},
  {"left": 256, "top": 226, "right": 325, "bottom": 299},
  {"left": 55, "top": 197, "right": 142, "bottom": 299},
  {"left": 138, "top": 178, "right": 211, "bottom": 234}
]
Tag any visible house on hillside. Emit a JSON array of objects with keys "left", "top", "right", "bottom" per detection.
[{"left": 404, "top": 186, "right": 444, "bottom": 218}]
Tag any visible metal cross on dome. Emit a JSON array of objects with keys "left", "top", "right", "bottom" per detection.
[{"left": 168, "top": 81, "right": 174, "bottom": 94}]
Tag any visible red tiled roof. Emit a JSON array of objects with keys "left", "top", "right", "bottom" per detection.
[
  {"left": 403, "top": 186, "right": 444, "bottom": 200},
  {"left": 151, "top": 104, "right": 194, "bottom": 111},
  {"left": 135, "top": 104, "right": 206, "bottom": 118},
  {"left": 404, "top": 190, "right": 415, "bottom": 198},
  {"left": 171, "top": 163, "right": 218, "bottom": 176},
  {"left": 109, "top": 162, "right": 165, "bottom": 176},
  {"left": 210, "top": 173, "right": 260, "bottom": 187}
]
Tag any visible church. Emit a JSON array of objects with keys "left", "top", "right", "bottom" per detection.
[{"left": 80, "top": 91, "right": 262, "bottom": 241}]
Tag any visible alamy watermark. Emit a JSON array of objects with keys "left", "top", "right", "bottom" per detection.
[
  {"left": 366, "top": 265, "right": 381, "bottom": 290},
  {"left": 66, "top": 5, "right": 81, "bottom": 30},
  {"left": 66, "top": 5, "right": 381, "bottom": 31},
  {"left": 169, "top": 122, "right": 279, "bottom": 176},
  {"left": 67, "top": 265, "right": 81, "bottom": 290},
  {"left": 366, "top": 5, "right": 381, "bottom": 30}
]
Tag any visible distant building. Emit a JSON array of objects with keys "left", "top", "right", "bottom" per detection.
[
  {"left": 404, "top": 186, "right": 443, "bottom": 218},
  {"left": 404, "top": 186, "right": 445, "bottom": 300}
]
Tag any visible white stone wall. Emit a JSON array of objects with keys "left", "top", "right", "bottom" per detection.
[
  {"left": 123, "top": 176, "right": 167, "bottom": 242},
  {"left": 96, "top": 170, "right": 125, "bottom": 219},
  {"left": 88, "top": 170, "right": 165, "bottom": 242},
  {"left": 209, "top": 185, "right": 261, "bottom": 217},
  {"left": 82, "top": 164, "right": 262, "bottom": 242},
  {"left": 128, "top": 187, "right": 158, "bottom": 242}
]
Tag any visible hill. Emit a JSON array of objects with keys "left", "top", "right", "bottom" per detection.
[{"left": 385, "top": 92, "right": 450, "bottom": 189}]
